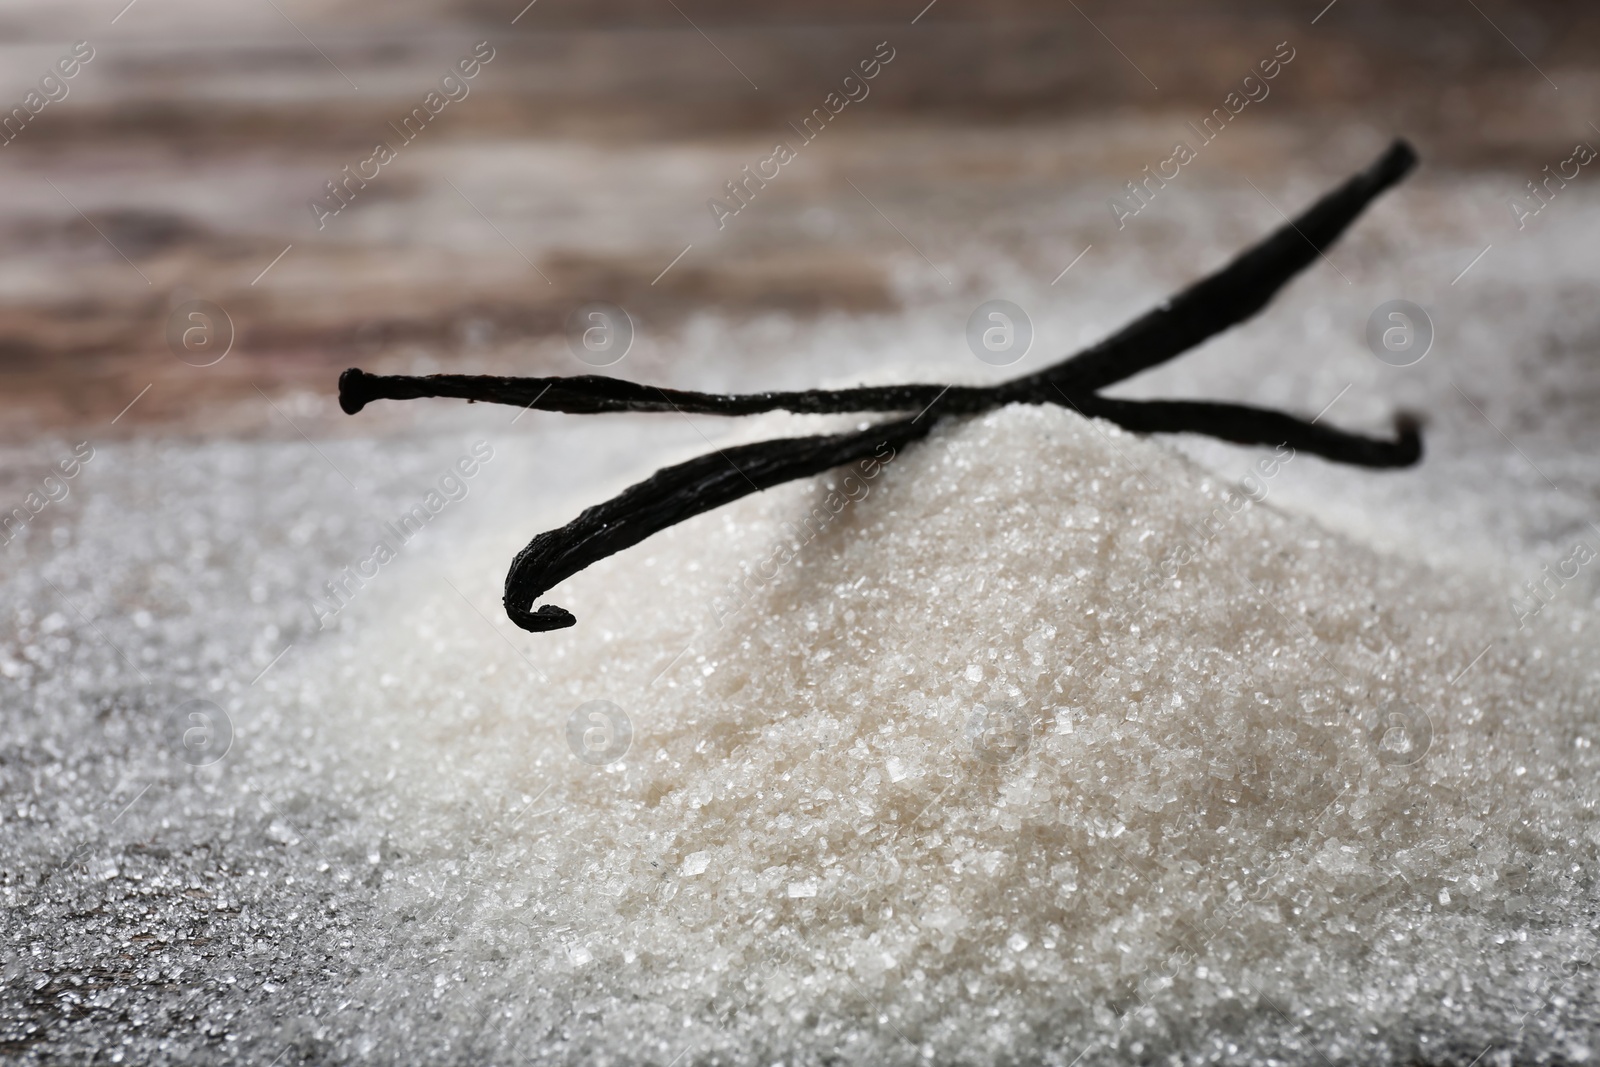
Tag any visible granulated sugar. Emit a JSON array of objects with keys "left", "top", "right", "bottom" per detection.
[{"left": 52, "top": 404, "right": 1575, "bottom": 1066}]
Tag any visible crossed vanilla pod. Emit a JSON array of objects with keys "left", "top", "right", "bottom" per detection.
[{"left": 340, "top": 140, "right": 1424, "bottom": 634}]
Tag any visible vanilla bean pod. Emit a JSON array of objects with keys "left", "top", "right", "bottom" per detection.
[
  {"left": 339, "top": 140, "right": 1425, "bottom": 633},
  {"left": 505, "top": 418, "right": 932, "bottom": 631},
  {"left": 1010, "top": 137, "right": 1418, "bottom": 397},
  {"left": 339, "top": 140, "right": 1417, "bottom": 422},
  {"left": 1070, "top": 397, "right": 1421, "bottom": 468}
]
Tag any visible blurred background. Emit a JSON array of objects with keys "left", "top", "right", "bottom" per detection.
[{"left": 0, "top": 0, "right": 1596, "bottom": 440}]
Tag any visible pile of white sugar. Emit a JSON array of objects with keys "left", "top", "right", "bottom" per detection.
[
  {"left": 289, "top": 404, "right": 1600, "bottom": 1066},
  {"left": 7, "top": 399, "right": 1600, "bottom": 1066}
]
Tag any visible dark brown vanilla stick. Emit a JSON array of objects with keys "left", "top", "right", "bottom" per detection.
[
  {"left": 339, "top": 140, "right": 1418, "bottom": 421},
  {"left": 341, "top": 140, "right": 1427, "bottom": 633},
  {"left": 1071, "top": 397, "right": 1421, "bottom": 468},
  {"left": 339, "top": 368, "right": 981, "bottom": 418},
  {"left": 504, "top": 418, "right": 933, "bottom": 631},
  {"left": 1006, "top": 138, "right": 1418, "bottom": 397}
]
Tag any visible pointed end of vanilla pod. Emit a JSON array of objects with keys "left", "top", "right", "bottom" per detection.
[{"left": 1377, "top": 139, "right": 1419, "bottom": 184}]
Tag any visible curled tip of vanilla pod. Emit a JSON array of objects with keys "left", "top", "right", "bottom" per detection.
[{"left": 342, "top": 139, "right": 1426, "bottom": 634}]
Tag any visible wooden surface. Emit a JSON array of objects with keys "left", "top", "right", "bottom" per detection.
[{"left": 0, "top": 0, "right": 1592, "bottom": 437}]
